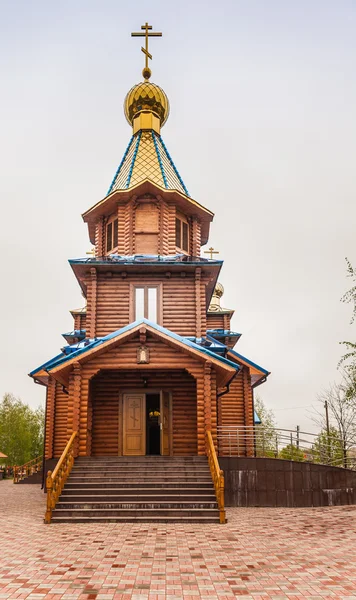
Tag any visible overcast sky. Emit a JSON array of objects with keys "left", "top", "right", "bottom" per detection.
[{"left": 0, "top": 0, "right": 355, "bottom": 432}]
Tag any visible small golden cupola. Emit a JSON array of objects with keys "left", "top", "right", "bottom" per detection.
[
  {"left": 124, "top": 81, "right": 169, "bottom": 135},
  {"left": 106, "top": 23, "right": 189, "bottom": 197}
]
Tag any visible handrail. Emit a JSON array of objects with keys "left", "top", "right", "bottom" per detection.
[
  {"left": 13, "top": 455, "right": 43, "bottom": 484},
  {"left": 44, "top": 432, "right": 77, "bottom": 524},
  {"left": 217, "top": 425, "right": 356, "bottom": 470},
  {"left": 206, "top": 430, "right": 226, "bottom": 524}
]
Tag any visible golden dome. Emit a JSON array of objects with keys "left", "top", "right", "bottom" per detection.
[{"left": 124, "top": 81, "right": 170, "bottom": 127}]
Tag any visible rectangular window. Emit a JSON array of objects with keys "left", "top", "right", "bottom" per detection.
[
  {"left": 113, "top": 218, "right": 118, "bottom": 248},
  {"left": 175, "top": 216, "right": 189, "bottom": 253},
  {"left": 106, "top": 218, "right": 118, "bottom": 253},
  {"left": 182, "top": 222, "right": 188, "bottom": 252},
  {"left": 175, "top": 218, "right": 181, "bottom": 248},
  {"left": 134, "top": 286, "right": 159, "bottom": 323},
  {"left": 135, "top": 288, "right": 145, "bottom": 321}
]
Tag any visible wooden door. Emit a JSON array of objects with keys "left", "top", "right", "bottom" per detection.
[
  {"left": 123, "top": 394, "right": 145, "bottom": 456},
  {"left": 160, "top": 391, "right": 171, "bottom": 456}
]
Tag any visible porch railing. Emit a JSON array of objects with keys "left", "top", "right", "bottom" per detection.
[
  {"left": 217, "top": 425, "right": 356, "bottom": 470},
  {"left": 13, "top": 455, "right": 43, "bottom": 483},
  {"left": 206, "top": 430, "right": 226, "bottom": 524},
  {"left": 45, "top": 431, "right": 77, "bottom": 524}
]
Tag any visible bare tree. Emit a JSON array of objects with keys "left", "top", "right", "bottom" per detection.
[{"left": 313, "top": 374, "right": 356, "bottom": 468}]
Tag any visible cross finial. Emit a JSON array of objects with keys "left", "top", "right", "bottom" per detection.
[
  {"left": 86, "top": 248, "right": 95, "bottom": 257},
  {"left": 204, "top": 247, "right": 220, "bottom": 260},
  {"left": 131, "top": 22, "right": 162, "bottom": 80}
]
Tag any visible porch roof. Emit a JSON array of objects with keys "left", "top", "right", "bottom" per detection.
[
  {"left": 30, "top": 319, "right": 239, "bottom": 387},
  {"left": 227, "top": 348, "right": 270, "bottom": 388}
]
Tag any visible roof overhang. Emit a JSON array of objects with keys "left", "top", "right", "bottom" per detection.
[
  {"left": 227, "top": 349, "right": 270, "bottom": 387},
  {"left": 82, "top": 180, "right": 214, "bottom": 245},
  {"left": 69, "top": 257, "right": 222, "bottom": 308}
]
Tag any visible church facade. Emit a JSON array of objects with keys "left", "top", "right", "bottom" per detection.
[{"left": 30, "top": 36, "right": 269, "bottom": 464}]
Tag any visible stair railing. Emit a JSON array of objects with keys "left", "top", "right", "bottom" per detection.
[
  {"left": 44, "top": 431, "right": 77, "bottom": 524},
  {"left": 13, "top": 455, "right": 43, "bottom": 484},
  {"left": 206, "top": 430, "right": 226, "bottom": 524}
]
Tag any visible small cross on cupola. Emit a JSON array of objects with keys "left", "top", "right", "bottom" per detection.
[
  {"left": 131, "top": 22, "right": 162, "bottom": 80},
  {"left": 204, "top": 247, "right": 220, "bottom": 260}
]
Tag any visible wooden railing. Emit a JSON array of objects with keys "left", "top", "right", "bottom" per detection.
[
  {"left": 13, "top": 456, "right": 43, "bottom": 483},
  {"left": 206, "top": 430, "right": 226, "bottom": 524},
  {"left": 44, "top": 432, "right": 77, "bottom": 524}
]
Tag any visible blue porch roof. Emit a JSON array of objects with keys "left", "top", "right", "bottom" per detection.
[{"left": 30, "top": 319, "right": 240, "bottom": 378}]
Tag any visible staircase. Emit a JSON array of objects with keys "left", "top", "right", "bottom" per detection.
[{"left": 51, "top": 456, "right": 219, "bottom": 523}]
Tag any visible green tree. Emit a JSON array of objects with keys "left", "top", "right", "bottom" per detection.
[
  {"left": 278, "top": 444, "right": 305, "bottom": 462},
  {"left": 339, "top": 258, "right": 356, "bottom": 398},
  {"left": 254, "top": 395, "right": 277, "bottom": 457},
  {"left": 312, "top": 426, "right": 344, "bottom": 467},
  {"left": 0, "top": 394, "right": 44, "bottom": 465}
]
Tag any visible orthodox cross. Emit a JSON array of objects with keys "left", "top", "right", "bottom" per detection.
[
  {"left": 131, "top": 22, "right": 162, "bottom": 79},
  {"left": 204, "top": 247, "right": 220, "bottom": 260},
  {"left": 86, "top": 248, "right": 95, "bottom": 256}
]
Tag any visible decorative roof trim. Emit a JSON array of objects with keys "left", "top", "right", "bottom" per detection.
[
  {"left": 152, "top": 131, "right": 168, "bottom": 189},
  {"left": 159, "top": 134, "right": 190, "bottom": 196},
  {"left": 107, "top": 135, "right": 134, "bottom": 195}
]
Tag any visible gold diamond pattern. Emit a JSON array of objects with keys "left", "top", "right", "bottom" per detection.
[{"left": 129, "top": 131, "right": 164, "bottom": 188}]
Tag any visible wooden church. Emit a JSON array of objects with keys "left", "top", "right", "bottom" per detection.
[{"left": 30, "top": 25, "right": 269, "bottom": 523}]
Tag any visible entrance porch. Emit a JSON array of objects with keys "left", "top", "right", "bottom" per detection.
[{"left": 87, "top": 369, "right": 198, "bottom": 457}]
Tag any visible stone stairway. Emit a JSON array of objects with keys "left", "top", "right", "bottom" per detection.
[{"left": 51, "top": 456, "right": 220, "bottom": 523}]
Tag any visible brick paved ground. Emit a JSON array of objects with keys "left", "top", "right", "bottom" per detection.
[{"left": 0, "top": 480, "right": 355, "bottom": 599}]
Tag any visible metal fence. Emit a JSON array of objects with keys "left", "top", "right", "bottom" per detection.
[{"left": 217, "top": 425, "right": 356, "bottom": 470}]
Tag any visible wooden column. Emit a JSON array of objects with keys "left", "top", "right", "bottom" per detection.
[
  {"left": 168, "top": 205, "right": 176, "bottom": 254},
  {"left": 79, "top": 373, "right": 90, "bottom": 456},
  {"left": 191, "top": 217, "right": 201, "bottom": 257},
  {"left": 88, "top": 268, "right": 97, "bottom": 339},
  {"left": 195, "top": 267, "right": 202, "bottom": 339},
  {"left": 95, "top": 216, "right": 105, "bottom": 257},
  {"left": 45, "top": 377, "right": 56, "bottom": 459},
  {"left": 129, "top": 197, "right": 135, "bottom": 254},
  {"left": 117, "top": 204, "right": 126, "bottom": 254},
  {"left": 210, "top": 369, "right": 217, "bottom": 446},
  {"left": 204, "top": 361, "right": 212, "bottom": 434},
  {"left": 196, "top": 374, "right": 205, "bottom": 455},
  {"left": 72, "top": 363, "right": 81, "bottom": 456},
  {"left": 159, "top": 196, "right": 169, "bottom": 255}
]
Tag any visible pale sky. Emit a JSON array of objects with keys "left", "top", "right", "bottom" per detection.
[{"left": 0, "top": 0, "right": 355, "bottom": 432}]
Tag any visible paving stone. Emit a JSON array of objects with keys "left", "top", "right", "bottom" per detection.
[{"left": 0, "top": 481, "right": 355, "bottom": 598}]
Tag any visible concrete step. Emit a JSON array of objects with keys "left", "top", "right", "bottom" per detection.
[
  {"left": 75, "top": 457, "right": 207, "bottom": 462},
  {"left": 56, "top": 501, "right": 218, "bottom": 510},
  {"left": 61, "top": 488, "right": 216, "bottom": 498},
  {"left": 68, "top": 476, "right": 212, "bottom": 483},
  {"left": 59, "top": 495, "right": 217, "bottom": 503},
  {"left": 51, "top": 515, "right": 219, "bottom": 523},
  {"left": 52, "top": 507, "right": 220, "bottom": 518},
  {"left": 64, "top": 481, "right": 214, "bottom": 489},
  {"left": 52, "top": 456, "right": 219, "bottom": 524}
]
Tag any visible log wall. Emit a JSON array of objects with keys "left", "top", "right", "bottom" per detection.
[
  {"left": 53, "top": 382, "right": 70, "bottom": 457},
  {"left": 218, "top": 367, "right": 254, "bottom": 456},
  {"left": 88, "top": 271, "right": 209, "bottom": 338},
  {"left": 94, "top": 196, "right": 203, "bottom": 258}
]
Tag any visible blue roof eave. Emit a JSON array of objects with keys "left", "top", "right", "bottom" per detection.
[{"left": 30, "top": 319, "right": 240, "bottom": 379}]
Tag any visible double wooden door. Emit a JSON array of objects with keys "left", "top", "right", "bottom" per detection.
[{"left": 123, "top": 391, "right": 171, "bottom": 456}]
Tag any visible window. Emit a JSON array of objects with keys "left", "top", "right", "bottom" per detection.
[
  {"left": 106, "top": 218, "right": 118, "bottom": 252},
  {"left": 134, "top": 286, "right": 159, "bottom": 323},
  {"left": 175, "top": 216, "right": 189, "bottom": 252}
]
